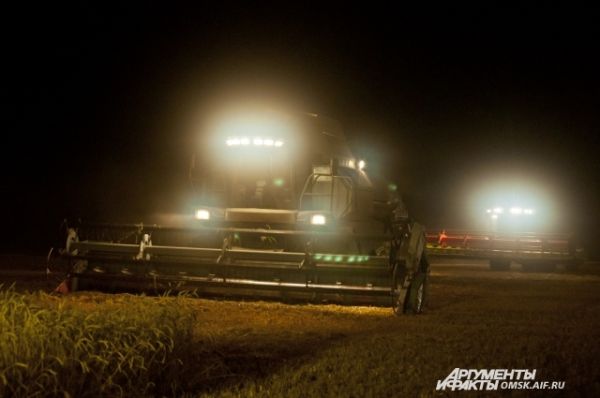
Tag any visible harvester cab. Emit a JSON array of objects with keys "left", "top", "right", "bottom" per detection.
[
  {"left": 190, "top": 114, "right": 378, "bottom": 245},
  {"left": 64, "top": 112, "right": 429, "bottom": 315}
]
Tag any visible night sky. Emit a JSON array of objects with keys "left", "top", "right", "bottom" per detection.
[{"left": 4, "top": 4, "right": 599, "bottom": 255}]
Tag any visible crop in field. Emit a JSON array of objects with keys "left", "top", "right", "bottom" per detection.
[{"left": 0, "top": 286, "right": 196, "bottom": 397}]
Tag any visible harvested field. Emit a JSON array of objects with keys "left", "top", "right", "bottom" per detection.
[{"left": 1, "top": 255, "right": 599, "bottom": 396}]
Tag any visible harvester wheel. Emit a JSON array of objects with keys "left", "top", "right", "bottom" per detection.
[
  {"left": 391, "top": 265, "right": 408, "bottom": 315},
  {"left": 404, "top": 271, "right": 428, "bottom": 314},
  {"left": 404, "top": 274, "right": 426, "bottom": 314},
  {"left": 393, "top": 253, "right": 429, "bottom": 315},
  {"left": 404, "top": 254, "right": 430, "bottom": 315}
]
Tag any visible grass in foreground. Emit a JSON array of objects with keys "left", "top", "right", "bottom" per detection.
[{"left": 0, "top": 287, "right": 196, "bottom": 397}]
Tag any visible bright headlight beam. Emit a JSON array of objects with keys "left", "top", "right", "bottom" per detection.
[
  {"left": 358, "top": 160, "right": 366, "bottom": 170},
  {"left": 310, "top": 214, "right": 326, "bottom": 225},
  {"left": 195, "top": 209, "right": 210, "bottom": 220},
  {"left": 225, "top": 136, "right": 284, "bottom": 147},
  {"left": 493, "top": 207, "right": 504, "bottom": 214},
  {"left": 510, "top": 207, "right": 523, "bottom": 215}
]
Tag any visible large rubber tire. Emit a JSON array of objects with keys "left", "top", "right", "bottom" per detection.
[
  {"left": 404, "top": 272, "right": 427, "bottom": 314},
  {"left": 403, "top": 253, "right": 430, "bottom": 315},
  {"left": 391, "top": 266, "right": 408, "bottom": 315}
]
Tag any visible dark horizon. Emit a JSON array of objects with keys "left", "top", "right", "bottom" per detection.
[{"left": 4, "top": 5, "right": 599, "bottom": 255}]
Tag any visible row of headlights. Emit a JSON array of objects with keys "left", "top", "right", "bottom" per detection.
[
  {"left": 225, "top": 137, "right": 284, "bottom": 147},
  {"left": 339, "top": 159, "right": 366, "bottom": 170},
  {"left": 195, "top": 208, "right": 328, "bottom": 225},
  {"left": 487, "top": 207, "right": 535, "bottom": 220}
]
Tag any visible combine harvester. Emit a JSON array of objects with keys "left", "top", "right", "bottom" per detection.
[
  {"left": 62, "top": 112, "right": 429, "bottom": 314},
  {"left": 425, "top": 229, "right": 582, "bottom": 271}
]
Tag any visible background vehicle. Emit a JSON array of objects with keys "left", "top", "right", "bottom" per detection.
[{"left": 425, "top": 229, "right": 582, "bottom": 271}]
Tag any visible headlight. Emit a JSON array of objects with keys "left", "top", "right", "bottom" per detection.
[
  {"left": 310, "top": 214, "right": 326, "bottom": 225},
  {"left": 195, "top": 209, "right": 210, "bottom": 220},
  {"left": 226, "top": 136, "right": 284, "bottom": 147}
]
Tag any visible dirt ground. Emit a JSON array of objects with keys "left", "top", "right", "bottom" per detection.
[{"left": 1, "top": 254, "right": 599, "bottom": 396}]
